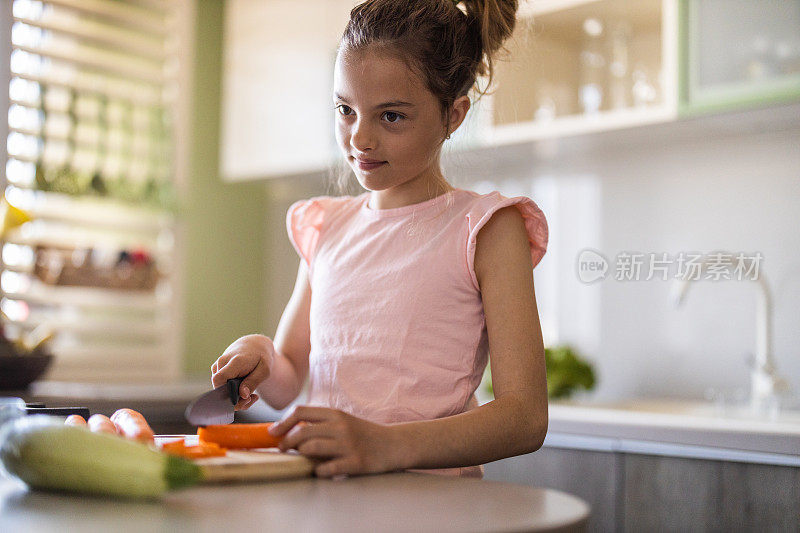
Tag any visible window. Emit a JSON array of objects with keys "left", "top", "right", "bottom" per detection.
[{"left": 1, "top": 0, "right": 192, "bottom": 381}]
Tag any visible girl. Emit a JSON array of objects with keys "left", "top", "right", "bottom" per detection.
[{"left": 211, "top": 0, "right": 549, "bottom": 479}]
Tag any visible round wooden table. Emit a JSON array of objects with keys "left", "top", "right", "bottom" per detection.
[{"left": 0, "top": 471, "right": 590, "bottom": 532}]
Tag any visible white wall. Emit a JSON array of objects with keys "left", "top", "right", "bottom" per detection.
[
  {"left": 444, "top": 124, "right": 800, "bottom": 402},
  {"left": 264, "top": 122, "right": 800, "bottom": 404}
]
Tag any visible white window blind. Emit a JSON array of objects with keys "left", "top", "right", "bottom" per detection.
[{"left": 1, "top": 0, "right": 191, "bottom": 381}]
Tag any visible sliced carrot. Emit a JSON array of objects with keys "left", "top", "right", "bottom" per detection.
[
  {"left": 182, "top": 447, "right": 227, "bottom": 459},
  {"left": 197, "top": 422, "right": 283, "bottom": 449},
  {"left": 161, "top": 439, "right": 185, "bottom": 450},
  {"left": 161, "top": 439, "right": 227, "bottom": 459}
]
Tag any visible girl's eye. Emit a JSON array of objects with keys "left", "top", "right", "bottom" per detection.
[
  {"left": 383, "top": 111, "right": 404, "bottom": 123},
  {"left": 334, "top": 105, "right": 404, "bottom": 124}
]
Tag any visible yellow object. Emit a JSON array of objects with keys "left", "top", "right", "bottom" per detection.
[
  {"left": 0, "top": 197, "right": 33, "bottom": 238},
  {"left": 22, "top": 324, "right": 55, "bottom": 353}
]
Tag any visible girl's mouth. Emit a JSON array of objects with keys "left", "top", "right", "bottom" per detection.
[{"left": 354, "top": 158, "right": 387, "bottom": 171}]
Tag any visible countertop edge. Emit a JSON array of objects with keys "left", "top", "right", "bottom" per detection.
[{"left": 542, "top": 431, "right": 800, "bottom": 467}]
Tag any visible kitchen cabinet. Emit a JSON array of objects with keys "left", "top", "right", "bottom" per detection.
[
  {"left": 623, "top": 454, "right": 800, "bottom": 531},
  {"left": 221, "top": 0, "right": 677, "bottom": 181},
  {"left": 485, "top": 446, "right": 619, "bottom": 532},
  {"left": 485, "top": 399, "right": 800, "bottom": 531},
  {"left": 679, "top": 0, "right": 800, "bottom": 116},
  {"left": 483, "top": 0, "right": 678, "bottom": 145},
  {"left": 485, "top": 444, "right": 800, "bottom": 532},
  {"left": 219, "top": 0, "right": 800, "bottom": 179},
  {"left": 219, "top": 0, "right": 680, "bottom": 178},
  {"left": 219, "top": 0, "right": 356, "bottom": 181}
]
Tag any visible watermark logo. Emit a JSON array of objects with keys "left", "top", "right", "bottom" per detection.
[
  {"left": 575, "top": 250, "right": 762, "bottom": 283},
  {"left": 577, "top": 248, "right": 609, "bottom": 283}
]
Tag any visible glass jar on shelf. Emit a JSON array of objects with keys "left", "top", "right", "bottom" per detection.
[
  {"left": 534, "top": 83, "right": 557, "bottom": 122},
  {"left": 579, "top": 17, "right": 607, "bottom": 115},
  {"left": 608, "top": 20, "right": 631, "bottom": 110},
  {"left": 631, "top": 63, "right": 659, "bottom": 108}
]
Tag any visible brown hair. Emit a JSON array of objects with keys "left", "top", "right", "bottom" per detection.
[{"left": 330, "top": 0, "right": 519, "bottom": 197}]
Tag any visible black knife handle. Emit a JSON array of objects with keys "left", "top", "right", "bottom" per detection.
[
  {"left": 25, "top": 407, "right": 90, "bottom": 418},
  {"left": 226, "top": 377, "right": 244, "bottom": 405}
]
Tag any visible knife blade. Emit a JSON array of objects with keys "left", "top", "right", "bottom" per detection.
[{"left": 184, "top": 377, "right": 244, "bottom": 426}]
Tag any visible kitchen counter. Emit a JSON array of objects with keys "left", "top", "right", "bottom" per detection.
[
  {"left": 473, "top": 385, "right": 800, "bottom": 465},
  {"left": 0, "top": 472, "right": 590, "bottom": 533},
  {"left": 543, "top": 399, "right": 800, "bottom": 466}
]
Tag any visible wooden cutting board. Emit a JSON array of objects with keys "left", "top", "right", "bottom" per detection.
[{"left": 155, "top": 435, "right": 316, "bottom": 483}]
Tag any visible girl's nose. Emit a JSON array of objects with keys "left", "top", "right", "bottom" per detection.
[{"left": 349, "top": 119, "right": 376, "bottom": 153}]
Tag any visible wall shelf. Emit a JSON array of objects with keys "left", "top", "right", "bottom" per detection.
[{"left": 3, "top": 280, "right": 168, "bottom": 310}]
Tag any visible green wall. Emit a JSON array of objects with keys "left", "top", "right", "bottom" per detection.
[{"left": 183, "top": 0, "right": 267, "bottom": 376}]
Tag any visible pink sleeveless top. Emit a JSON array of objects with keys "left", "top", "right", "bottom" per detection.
[{"left": 286, "top": 187, "right": 548, "bottom": 478}]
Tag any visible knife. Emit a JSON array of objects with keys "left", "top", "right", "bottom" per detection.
[{"left": 184, "top": 377, "right": 244, "bottom": 426}]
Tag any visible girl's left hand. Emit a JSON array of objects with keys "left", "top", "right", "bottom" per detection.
[{"left": 268, "top": 405, "right": 403, "bottom": 478}]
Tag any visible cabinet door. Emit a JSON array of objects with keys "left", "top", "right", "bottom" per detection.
[
  {"left": 680, "top": 0, "right": 800, "bottom": 115},
  {"left": 220, "top": 1, "right": 355, "bottom": 180},
  {"left": 623, "top": 454, "right": 800, "bottom": 531},
  {"left": 484, "top": 447, "right": 618, "bottom": 533},
  {"left": 482, "top": 0, "right": 677, "bottom": 146}
]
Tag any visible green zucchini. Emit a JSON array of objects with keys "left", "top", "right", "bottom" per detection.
[{"left": 0, "top": 415, "right": 201, "bottom": 499}]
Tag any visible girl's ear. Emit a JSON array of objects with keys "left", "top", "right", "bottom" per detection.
[{"left": 446, "top": 95, "right": 472, "bottom": 137}]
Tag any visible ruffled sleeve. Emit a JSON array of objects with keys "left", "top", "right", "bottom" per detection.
[
  {"left": 286, "top": 196, "right": 332, "bottom": 269},
  {"left": 466, "top": 192, "right": 549, "bottom": 291}
]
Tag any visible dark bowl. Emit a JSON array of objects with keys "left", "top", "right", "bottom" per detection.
[{"left": 0, "top": 352, "right": 54, "bottom": 391}]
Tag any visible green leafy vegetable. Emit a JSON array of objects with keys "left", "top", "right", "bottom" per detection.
[
  {"left": 483, "top": 344, "right": 596, "bottom": 399},
  {"left": 543, "top": 345, "right": 596, "bottom": 399}
]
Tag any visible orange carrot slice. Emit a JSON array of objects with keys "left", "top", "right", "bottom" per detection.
[
  {"left": 161, "top": 439, "right": 227, "bottom": 459},
  {"left": 197, "top": 422, "right": 283, "bottom": 449}
]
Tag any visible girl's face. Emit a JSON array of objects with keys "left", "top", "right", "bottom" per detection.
[{"left": 333, "top": 48, "right": 458, "bottom": 194}]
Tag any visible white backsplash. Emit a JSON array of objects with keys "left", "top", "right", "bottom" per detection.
[{"left": 444, "top": 126, "right": 800, "bottom": 403}]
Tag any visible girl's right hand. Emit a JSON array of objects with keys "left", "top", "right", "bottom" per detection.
[{"left": 211, "top": 334, "right": 276, "bottom": 411}]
